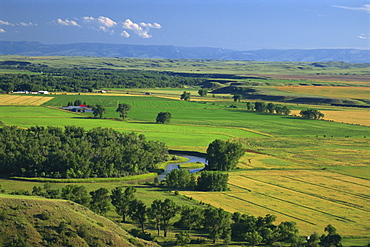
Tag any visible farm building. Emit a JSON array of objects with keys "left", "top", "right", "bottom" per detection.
[
  {"left": 38, "top": 91, "right": 49, "bottom": 94},
  {"left": 61, "top": 105, "right": 93, "bottom": 113}
]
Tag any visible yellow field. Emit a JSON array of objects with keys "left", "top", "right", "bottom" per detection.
[
  {"left": 0, "top": 95, "right": 53, "bottom": 106},
  {"left": 181, "top": 170, "right": 370, "bottom": 237},
  {"left": 291, "top": 108, "right": 370, "bottom": 126},
  {"left": 275, "top": 86, "right": 370, "bottom": 101}
]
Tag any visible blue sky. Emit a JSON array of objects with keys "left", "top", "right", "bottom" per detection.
[{"left": 1, "top": 0, "right": 369, "bottom": 50}]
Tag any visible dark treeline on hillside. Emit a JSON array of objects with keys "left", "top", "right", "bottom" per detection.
[
  {"left": 0, "top": 65, "right": 205, "bottom": 92},
  {"left": 0, "top": 126, "right": 168, "bottom": 178}
]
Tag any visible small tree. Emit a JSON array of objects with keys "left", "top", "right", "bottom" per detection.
[
  {"left": 175, "top": 231, "right": 191, "bottom": 246},
  {"left": 156, "top": 112, "right": 172, "bottom": 124},
  {"left": 61, "top": 185, "right": 90, "bottom": 206},
  {"left": 89, "top": 188, "right": 110, "bottom": 215},
  {"left": 198, "top": 89, "right": 208, "bottom": 97},
  {"left": 116, "top": 103, "right": 132, "bottom": 120},
  {"left": 203, "top": 207, "right": 231, "bottom": 244},
  {"left": 246, "top": 102, "right": 254, "bottom": 111},
  {"left": 281, "top": 106, "right": 291, "bottom": 115},
  {"left": 177, "top": 206, "right": 203, "bottom": 230},
  {"left": 180, "top": 91, "right": 191, "bottom": 101},
  {"left": 92, "top": 104, "right": 106, "bottom": 118},
  {"left": 166, "top": 169, "right": 191, "bottom": 189},
  {"left": 129, "top": 199, "right": 147, "bottom": 233},
  {"left": 245, "top": 231, "right": 263, "bottom": 246},
  {"left": 110, "top": 186, "right": 136, "bottom": 222},
  {"left": 254, "top": 102, "right": 266, "bottom": 112},
  {"left": 266, "top": 103, "right": 276, "bottom": 113},
  {"left": 233, "top": 94, "right": 242, "bottom": 102},
  {"left": 197, "top": 171, "right": 229, "bottom": 191},
  {"left": 300, "top": 109, "right": 324, "bottom": 120},
  {"left": 319, "top": 225, "right": 342, "bottom": 247},
  {"left": 149, "top": 199, "right": 178, "bottom": 237}
]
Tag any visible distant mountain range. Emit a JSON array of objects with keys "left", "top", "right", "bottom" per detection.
[{"left": 1, "top": 41, "right": 369, "bottom": 63}]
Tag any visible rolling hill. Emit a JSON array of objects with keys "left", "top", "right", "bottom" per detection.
[{"left": 1, "top": 41, "right": 370, "bottom": 63}]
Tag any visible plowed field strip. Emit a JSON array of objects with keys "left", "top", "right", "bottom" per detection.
[
  {"left": 224, "top": 193, "right": 316, "bottom": 225},
  {"left": 284, "top": 176, "right": 370, "bottom": 200},
  {"left": 239, "top": 176, "right": 369, "bottom": 212},
  {"left": 229, "top": 182, "right": 356, "bottom": 221}
]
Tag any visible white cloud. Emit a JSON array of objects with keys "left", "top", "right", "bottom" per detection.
[
  {"left": 0, "top": 20, "right": 14, "bottom": 26},
  {"left": 56, "top": 18, "right": 81, "bottom": 27},
  {"left": 123, "top": 19, "right": 161, "bottom": 38},
  {"left": 0, "top": 29, "right": 5, "bottom": 33},
  {"left": 120, "top": 31, "right": 130, "bottom": 38},
  {"left": 98, "top": 16, "right": 117, "bottom": 28},
  {"left": 359, "top": 34, "right": 369, "bottom": 39},
  {"left": 19, "top": 22, "right": 37, "bottom": 26},
  {"left": 333, "top": 4, "right": 370, "bottom": 13},
  {"left": 0, "top": 20, "right": 38, "bottom": 27},
  {"left": 140, "top": 22, "right": 161, "bottom": 29},
  {"left": 83, "top": 16, "right": 94, "bottom": 22},
  {"left": 123, "top": 19, "right": 150, "bottom": 38}
]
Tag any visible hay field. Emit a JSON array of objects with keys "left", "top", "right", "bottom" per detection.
[
  {"left": 0, "top": 95, "right": 53, "bottom": 106},
  {"left": 275, "top": 86, "right": 370, "bottom": 101},
  {"left": 290, "top": 108, "right": 370, "bottom": 126},
  {"left": 181, "top": 169, "right": 370, "bottom": 237}
]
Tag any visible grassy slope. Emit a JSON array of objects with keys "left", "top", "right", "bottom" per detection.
[{"left": 0, "top": 194, "right": 158, "bottom": 247}]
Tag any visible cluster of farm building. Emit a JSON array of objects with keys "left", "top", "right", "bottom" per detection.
[{"left": 10, "top": 90, "right": 50, "bottom": 94}]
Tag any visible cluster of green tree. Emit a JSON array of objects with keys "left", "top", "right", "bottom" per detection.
[
  {"left": 165, "top": 169, "right": 229, "bottom": 191},
  {"left": 231, "top": 213, "right": 343, "bottom": 247},
  {"left": 92, "top": 186, "right": 344, "bottom": 246},
  {"left": 0, "top": 68, "right": 206, "bottom": 92},
  {"left": 0, "top": 126, "right": 168, "bottom": 178},
  {"left": 164, "top": 139, "right": 245, "bottom": 191},
  {"left": 300, "top": 109, "right": 325, "bottom": 120},
  {"left": 246, "top": 101, "right": 291, "bottom": 115},
  {"left": 206, "top": 139, "right": 245, "bottom": 171}
]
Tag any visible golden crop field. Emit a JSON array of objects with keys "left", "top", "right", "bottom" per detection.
[
  {"left": 290, "top": 108, "right": 370, "bottom": 126},
  {"left": 181, "top": 170, "right": 370, "bottom": 237},
  {"left": 0, "top": 95, "right": 53, "bottom": 106},
  {"left": 275, "top": 86, "right": 370, "bottom": 101}
]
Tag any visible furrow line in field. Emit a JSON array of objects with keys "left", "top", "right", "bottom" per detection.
[
  {"left": 229, "top": 182, "right": 356, "bottom": 222},
  {"left": 284, "top": 176, "right": 370, "bottom": 200},
  {"left": 239, "top": 176, "right": 369, "bottom": 214},
  {"left": 224, "top": 193, "right": 316, "bottom": 225},
  {"left": 323, "top": 175, "right": 370, "bottom": 188}
]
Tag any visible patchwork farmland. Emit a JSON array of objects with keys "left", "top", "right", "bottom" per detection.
[{"left": 0, "top": 56, "right": 369, "bottom": 245}]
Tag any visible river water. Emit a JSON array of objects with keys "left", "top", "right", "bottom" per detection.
[{"left": 157, "top": 155, "right": 206, "bottom": 181}]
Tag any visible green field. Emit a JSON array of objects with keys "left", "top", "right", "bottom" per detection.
[{"left": 1, "top": 56, "right": 370, "bottom": 245}]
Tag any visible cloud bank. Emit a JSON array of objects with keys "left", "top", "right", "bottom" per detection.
[{"left": 55, "top": 16, "right": 161, "bottom": 38}]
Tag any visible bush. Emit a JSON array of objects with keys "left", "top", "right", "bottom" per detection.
[
  {"left": 129, "top": 228, "right": 153, "bottom": 241},
  {"left": 38, "top": 210, "right": 50, "bottom": 220}
]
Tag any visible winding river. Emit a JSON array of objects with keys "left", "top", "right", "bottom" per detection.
[{"left": 157, "top": 155, "right": 207, "bottom": 181}]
